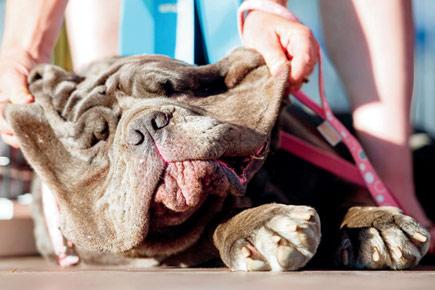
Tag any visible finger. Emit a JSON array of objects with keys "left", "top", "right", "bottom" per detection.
[
  {"left": 0, "top": 94, "right": 8, "bottom": 103},
  {"left": 1, "top": 133, "right": 20, "bottom": 149},
  {"left": 289, "top": 47, "right": 317, "bottom": 88},
  {"left": 252, "top": 33, "right": 290, "bottom": 76},
  {"left": 286, "top": 34, "right": 319, "bottom": 88},
  {"left": 0, "top": 71, "right": 34, "bottom": 104},
  {"left": 10, "top": 91, "right": 34, "bottom": 104},
  {"left": 0, "top": 121, "right": 14, "bottom": 135},
  {"left": 0, "top": 105, "right": 14, "bottom": 135},
  {"left": 0, "top": 92, "right": 33, "bottom": 104}
]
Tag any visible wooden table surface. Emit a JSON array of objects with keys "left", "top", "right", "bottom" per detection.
[{"left": 1, "top": 257, "right": 434, "bottom": 290}]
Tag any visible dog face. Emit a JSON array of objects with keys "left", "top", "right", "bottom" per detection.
[{"left": 5, "top": 48, "right": 288, "bottom": 257}]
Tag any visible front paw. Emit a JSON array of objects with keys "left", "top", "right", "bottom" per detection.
[
  {"left": 338, "top": 206, "right": 430, "bottom": 269},
  {"left": 214, "top": 204, "right": 321, "bottom": 271}
]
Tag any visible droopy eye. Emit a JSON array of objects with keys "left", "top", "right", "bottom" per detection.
[{"left": 92, "top": 121, "right": 109, "bottom": 144}]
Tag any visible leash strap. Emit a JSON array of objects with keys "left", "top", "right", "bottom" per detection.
[
  {"left": 238, "top": 0, "right": 401, "bottom": 208},
  {"left": 278, "top": 131, "right": 366, "bottom": 187},
  {"left": 42, "top": 184, "right": 79, "bottom": 266}
]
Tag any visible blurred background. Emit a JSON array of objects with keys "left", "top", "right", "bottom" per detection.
[
  {"left": 287, "top": 0, "right": 435, "bottom": 136},
  {"left": 0, "top": 0, "right": 434, "bottom": 198},
  {"left": 0, "top": 0, "right": 434, "bottom": 259}
]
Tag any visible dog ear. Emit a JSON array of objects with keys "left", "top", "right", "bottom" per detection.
[
  {"left": 4, "top": 63, "right": 106, "bottom": 199},
  {"left": 4, "top": 104, "right": 91, "bottom": 200},
  {"left": 186, "top": 48, "right": 289, "bottom": 137}
]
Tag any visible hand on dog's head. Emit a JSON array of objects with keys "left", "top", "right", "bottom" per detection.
[{"left": 5, "top": 48, "right": 288, "bottom": 258}]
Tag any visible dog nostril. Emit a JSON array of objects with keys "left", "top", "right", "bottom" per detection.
[
  {"left": 151, "top": 112, "right": 170, "bottom": 130},
  {"left": 128, "top": 130, "right": 145, "bottom": 146}
]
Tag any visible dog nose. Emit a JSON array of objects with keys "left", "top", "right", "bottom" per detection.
[
  {"left": 127, "top": 111, "right": 171, "bottom": 145},
  {"left": 149, "top": 111, "right": 171, "bottom": 130}
]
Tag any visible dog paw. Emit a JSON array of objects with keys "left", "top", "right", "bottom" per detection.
[
  {"left": 338, "top": 206, "right": 430, "bottom": 269},
  {"left": 214, "top": 204, "right": 321, "bottom": 271}
]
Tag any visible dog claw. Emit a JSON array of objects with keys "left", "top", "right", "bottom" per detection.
[
  {"left": 272, "top": 235, "right": 282, "bottom": 243},
  {"left": 372, "top": 247, "right": 380, "bottom": 262},
  {"left": 300, "top": 213, "right": 314, "bottom": 221},
  {"left": 277, "top": 246, "right": 293, "bottom": 267},
  {"left": 241, "top": 246, "right": 251, "bottom": 258},
  {"left": 391, "top": 247, "right": 403, "bottom": 260},
  {"left": 246, "top": 257, "right": 269, "bottom": 271},
  {"left": 341, "top": 249, "right": 349, "bottom": 266},
  {"left": 413, "top": 232, "right": 428, "bottom": 243}
]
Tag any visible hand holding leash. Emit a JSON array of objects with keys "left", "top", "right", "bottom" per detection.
[{"left": 239, "top": 0, "right": 319, "bottom": 91}]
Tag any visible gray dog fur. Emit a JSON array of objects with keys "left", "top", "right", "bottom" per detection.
[{"left": 5, "top": 48, "right": 430, "bottom": 271}]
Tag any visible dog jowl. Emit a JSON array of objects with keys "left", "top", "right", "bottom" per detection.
[{"left": 5, "top": 48, "right": 429, "bottom": 270}]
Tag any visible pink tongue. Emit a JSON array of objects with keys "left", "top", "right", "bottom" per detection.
[{"left": 154, "top": 161, "right": 228, "bottom": 212}]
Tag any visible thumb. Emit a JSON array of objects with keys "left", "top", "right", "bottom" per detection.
[
  {"left": 9, "top": 84, "right": 34, "bottom": 105},
  {"left": 0, "top": 71, "right": 34, "bottom": 104}
]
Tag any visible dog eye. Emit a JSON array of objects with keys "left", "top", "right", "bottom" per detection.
[
  {"left": 84, "top": 119, "right": 109, "bottom": 147},
  {"left": 91, "top": 122, "right": 109, "bottom": 146}
]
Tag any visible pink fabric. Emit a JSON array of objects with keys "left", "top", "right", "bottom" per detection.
[
  {"left": 238, "top": 0, "right": 401, "bottom": 209},
  {"left": 279, "top": 131, "right": 366, "bottom": 187}
]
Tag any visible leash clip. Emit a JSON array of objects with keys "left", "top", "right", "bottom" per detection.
[{"left": 317, "top": 120, "right": 342, "bottom": 147}]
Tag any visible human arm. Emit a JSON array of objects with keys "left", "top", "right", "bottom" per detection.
[
  {"left": 0, "top": 0, "right": 68, "bottom": 147},
  {"left": 320, "top": 0, "right": 435, "bottom": 253}
]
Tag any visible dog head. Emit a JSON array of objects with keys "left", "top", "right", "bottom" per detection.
[{"left": 5, "top": 48, "right": 288, "bottom": 257}]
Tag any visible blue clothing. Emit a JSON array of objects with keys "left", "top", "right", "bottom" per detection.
[{"left": 120, "top": 0, "right": 241, "bottom": 64}]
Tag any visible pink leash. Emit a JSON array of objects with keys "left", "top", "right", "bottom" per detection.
[
  {"left": 238, "top": 0, "right": 401, "bottom": 209},
  {"left": 42, "top": 184, "right": 79, "bottom": 267}
]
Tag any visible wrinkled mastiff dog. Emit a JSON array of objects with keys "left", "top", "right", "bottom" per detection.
[{"left": 5, "top": 48, "right": 429, "bottom": 271}]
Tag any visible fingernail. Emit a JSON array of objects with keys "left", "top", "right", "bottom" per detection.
[
  {"left": 13, "top": 93, "right": 34, "bottom": 104},
  {"left": 24, "top": 94, "right": 34, "bottom": 103}
]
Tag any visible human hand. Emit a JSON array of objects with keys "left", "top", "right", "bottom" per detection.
[
  {"left": 0, "top": 49, "right": 36, "bottom": 148},
  {"left": 242, "top": 10, "right": 319, "bottom": 91}
]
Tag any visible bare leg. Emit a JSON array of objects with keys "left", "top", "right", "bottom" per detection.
[
  {"left": 319, "top": 0, "right": 432, "bottom": 228},
  {"left": 65, "top": 0, "right": 120, "bottom": 71}
]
